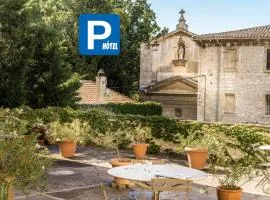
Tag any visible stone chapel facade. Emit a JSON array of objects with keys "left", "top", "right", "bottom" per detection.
[{"left": 139, "top": 10, "right": 270, "bottom": 124}]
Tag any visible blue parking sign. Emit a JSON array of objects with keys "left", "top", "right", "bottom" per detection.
[{"left": 79, "top": 14, "right": 120, "bottom": 55}]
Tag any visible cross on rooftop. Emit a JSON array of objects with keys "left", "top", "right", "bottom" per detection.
[
  {"left": 179, "top": 9, "right": 185, "bottom": 16},
  {"left": 179, "top": 9, "right": 186, "bottom": 23},
  {"left": 177, "top": 9, "right": 188, "bottom": 30}
]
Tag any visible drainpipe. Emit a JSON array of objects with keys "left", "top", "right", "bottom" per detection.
[
  {"left": 198, "top": 48, "right": 207, "bottom": 122},
  {"left": 203, "top": 75, "right": 207, "bottom": 121},
  {"left": 216, "top": 40, "right": 221, "bottom": 122}
]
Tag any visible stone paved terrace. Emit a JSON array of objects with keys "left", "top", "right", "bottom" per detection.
[{"left": 14, "top": 146, "right": 270, "bottom": 200}]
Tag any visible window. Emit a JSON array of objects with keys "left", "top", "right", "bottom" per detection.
[
  {"left": 266, "top": 95, "right": 270, "bottom": 115},
  {"left": 224, "top": 49, "right": 237, "bottom": 70},
  {"left": 267, "top": 49, "right": 270, "bottom": 70},
  {"left": 224, "top": 93, "right": 235, "bottom": 114},
  {"left": 175, "top": 108, "right": 183, "bottom": 118}
]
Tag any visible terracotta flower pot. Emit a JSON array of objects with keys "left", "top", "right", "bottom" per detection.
[
  {"left": 110, "top": 158, "right": 132, "bottom": 167},
  {"left": 7, "top": 183, "right": 13, "bottom": 200},
  {"left": 217, "top": 186, "right": 243, "bottom": 200},
  {"left": 58, "top": 140, "right": 77, "bottom": 158},
  {"left": 37, "top": 139, "right": 45, "bottom": 146},
  {"left": 110, "top": 158, "right": 133, "bottom": 187},
  {"left": 24, "top": 135, "right": 30, "bottom": 143},
  {"left": 132, "top": 143, "right": 148, "bottom": 159},
  {"left": 1, "top": 177, "right": 14, "bottom": 200},
  {"left": 185, "top": 148, "right": 208, "bottom": 169}
]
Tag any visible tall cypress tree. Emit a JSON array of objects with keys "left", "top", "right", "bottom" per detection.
[
  {"left": 0, "top": 0, "right": 30, "bottom": 107},
  {"left": 25, "top": 24, "right": 81, "bottom": 108},
  {"left": 0, "top": 0, "right": 81, "bottom": 108}
]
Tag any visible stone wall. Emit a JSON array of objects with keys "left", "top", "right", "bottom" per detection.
[
  {"left": 140, "top": 32, "right": 199, "bottom": 89},
  {"left": 140, "top": 29, "right": 270, "bottom": 125},
  {"left": 140, "top": 93, "right": 197, "bottom": 119},
  {"left": 198, "top": 44, "right": 270, "bottom": 125},
  {"left": 139, "top": 43, "right": 152, "bottom": 88}
]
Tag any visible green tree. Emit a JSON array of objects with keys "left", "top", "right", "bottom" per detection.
[
  {"left": 54, "top": 0, "right": 160, "bottom": 96},
  {"left": 97, "top": 0, "right": 160, "bottom": 96},
  {"left": 0, "top": 0, "right": 30, "bottom": 107},
  {"left": 0, "top": 0, "right": 81, "bottom": 108},
  {"left": 0, "top": 0, "right": 160, "bottom": 108},
  {"left": 25, "top": 24, "right": 81, "bottom": 108}
]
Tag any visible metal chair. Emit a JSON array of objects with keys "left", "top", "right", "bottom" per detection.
[
  {"left": 134, "top": 178, "right": 192, "bottom": 200},
  {"left": 131, "top": 159, "right": 167, "bottom": 165},
  {"left": 252, "top": 143, "right": 270, "bottom": 194},
  {"left": 95, "top": 166, "right": 109, "bottom": 200},
  {"left": 151, "top": 178, "right": 192, "bottom": 200}
]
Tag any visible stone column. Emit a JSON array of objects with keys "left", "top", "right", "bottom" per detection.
[{"left": 151, "top": 43, "right": 159, "bottom": 83}]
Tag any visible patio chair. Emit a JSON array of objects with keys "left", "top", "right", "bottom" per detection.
[
  {"left": 150, "top": 159, "right": 167, "bottom": 165},
  {"left": 95, "top": 166, "right": 109, "bottom": 200},
  {"left": 96, "top": 166, "right": 136, "bottom": 200},
  {"left": 135, "top": 178, "right": 193, "bottom": 200},
  {"left": 252, "top": 143, "right": 270, "bottom": 193},
  {"left": 132, "top": 159, "right": 167, "bottom": 165},
  {"left": 151, "top": 178, "right": 192, "bottom": 200}
]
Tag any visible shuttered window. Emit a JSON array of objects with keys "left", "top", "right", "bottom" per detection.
[
  {"left": 224, "top": 93, "right": 235, "bottom": 114},
  {"left": 266, "top": 95, "right": 270, "bottom": 115},
  {"left": 267, "top": 49, "right": 270, "bottom": 70},
  {"left": 224, "top": 49, "right": 237, "bottom": 69}
]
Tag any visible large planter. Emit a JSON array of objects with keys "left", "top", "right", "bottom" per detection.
[
  {"left": 217, "top": 186, "right": 243, "bottom": 200},
  {"left": 110, "top": 158, "right": 133, "bottom": 187},
  {"left": 185, "top": 148, "right": 208, "bottom": 169},
  {"left": 1, "top": 177, "right": 14, "bottom": 200},
  {"left": 132, "top": 143, "right": 148, "bottom": 159},
  {"left": 58, "top": 140, "right": 77, "bottom": 158}
]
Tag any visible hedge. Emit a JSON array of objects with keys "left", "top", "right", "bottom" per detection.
[
  {"left": 78, "top": 101, "right": 162, "bottom": 116},
  {"left": 14, "top": 107, "right": 269, "bottom": 149}
]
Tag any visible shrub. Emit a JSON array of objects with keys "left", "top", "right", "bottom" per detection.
[
  {"left": 48, "top": 119, "right": 91, "bottom": 144},
  {"left": 79, "top": 101, "right": 162, "bottom": 116},
  {"left": 208, "top": 123, "right": 264, "bottom": 154},
  {"left": 0, "top": 108, "right": 51, "bottom": 194},
  {"left": 147, "top": 142, "right": 161, "bottom": 154},
  {"left": 131, "top": 123, "right": 152, "bottom": 144},
  {"left": 4, "top": 106, "right": 269, "bottom": 159}
]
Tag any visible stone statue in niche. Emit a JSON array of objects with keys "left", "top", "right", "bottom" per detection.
[
  {"left": 177, "top": 43, "right": 185, "bottom": 60},
  {"left": 173, "top": 38, "right": 186, "bottom": 66}
]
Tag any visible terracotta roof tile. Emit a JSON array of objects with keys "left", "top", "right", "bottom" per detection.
[
  {"left": 194, "top": 25, "right": 270, "bottom": 40},
  {"left": 77, "top": 80, "right": 133, "bottom": 104}
]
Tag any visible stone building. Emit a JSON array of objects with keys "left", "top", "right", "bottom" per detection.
[
  {"left": 139, "top": 9, "right": 270, "bottom": 124},
  {"left": 77, "top": 69, "right": 133, "bottom": 105}
]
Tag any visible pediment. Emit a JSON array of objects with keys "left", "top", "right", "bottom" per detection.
[
  {"left": 157, "top": 81, "right": 197, "bottom": 94},
  {"left": 146, "top": 76, "right": 197, "bottom": 95},
  {"left": 151, "top": 29, "right": 195, "bottom": 44}
]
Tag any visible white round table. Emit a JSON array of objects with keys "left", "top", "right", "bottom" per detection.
[
  {"left": 107, "top": 164, "right": 208, "bottom": 182},
  {"left": 259, "top": 145, "right": 270, "bottom": 150}
]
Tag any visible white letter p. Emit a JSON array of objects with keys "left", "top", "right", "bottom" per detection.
[{"left": 87, "top": 21, "right": 111, "bottom": 50}]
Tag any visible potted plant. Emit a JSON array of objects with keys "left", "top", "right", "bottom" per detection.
[
  {"left": 178, "top": 131, "right": 208, "bottom": 169},
  {"left": 108, "top": 127, "right": 133, "bottom": 188},
  {"left": 48, "top": 119, "right": 90, "bottom": 158},
  {"left": 216, "top": 161, "right": 253, "bottom": 200},
  {"left": 131, "top": 123, "right": 152, "bottom": 159},
  {"left": 178, "top": 130, "right": 222, "bottom": 169},
  {"left": 0, "top": 108, "right": 51, "bottom": 199},
  {"left": 205, "top": 130, "right": 257, "bottom": 200},
  {"left": 30, "top": 119, "right": 48, "bottom": 146},
  {"left": 93, "top": 120, "right": 133, "bottom": 187}
]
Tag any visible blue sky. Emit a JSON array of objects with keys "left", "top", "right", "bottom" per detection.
[{"left": 148, "top": 0, "right": 270, "bottom": 34}]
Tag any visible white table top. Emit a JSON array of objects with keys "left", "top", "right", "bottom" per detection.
[
  {"left": 259, "top": 145, "right": 270, "bottom": 150},
  {"left": 107, "top": 164, "right": 208, "bottom": 182}
]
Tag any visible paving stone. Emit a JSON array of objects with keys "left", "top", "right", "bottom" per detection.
[
  {"left": 14, "top": 146, "right": 270, "bottom": 200},
  {"left": 48, "top": 185, "right": 129, "bottom": 200}
]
